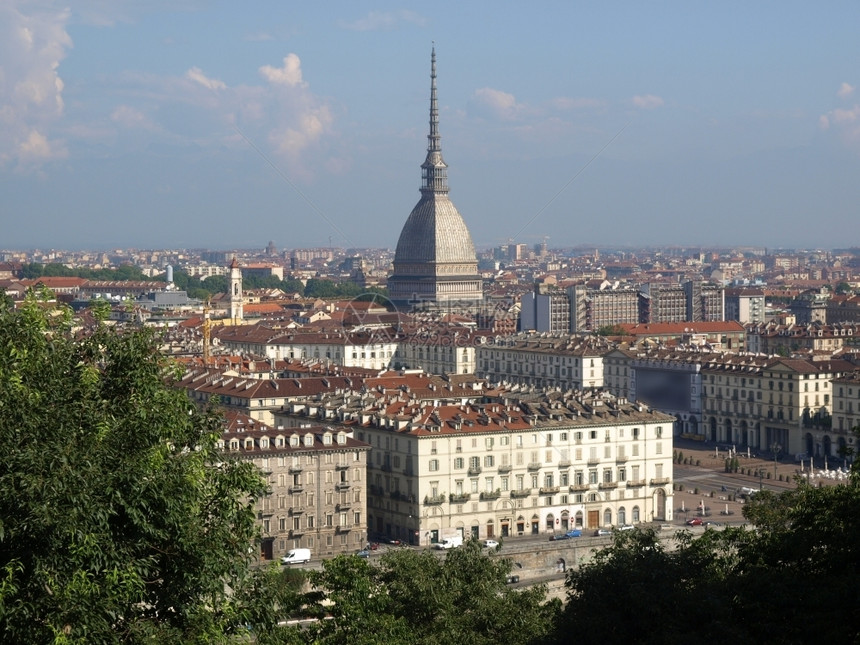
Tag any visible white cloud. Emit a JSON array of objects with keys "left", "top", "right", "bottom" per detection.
[
  {"left": 0, "top": 2, "right": 72, "bottom": 167},
  {"left": 837, "top": 82, "right": 855, "bottom": 99},
  {"left": 18, "top": 128, "right": 65, "bottom": 162},
  {"left": 820, "top": 103, "right": 860, "bottom": 146},
  {"left": 259, "top": 54, "right": 305, "bottom": 87},
  {"left": 340, "top": 10, "right": 425, "bottom": 31},
  {"left": 632, "top": 94, "right": 664, "bottom": 109},
  {"left": 469, "top": 87, "right": 521, "bottom": 121},
  {"left": 185, "top": 66, "right": 226, "bottom": 90}
]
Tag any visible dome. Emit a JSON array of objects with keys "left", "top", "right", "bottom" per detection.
[{"left": 393, "top": 194, "right": 477, "bottom": 265}]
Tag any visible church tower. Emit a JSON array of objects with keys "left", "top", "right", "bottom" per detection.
[
  {"left": 388, "top": 47, "right": 483, "bottom": 311},
  {"left": 229, "top": 256, "right": 243, "bottom": 323}
]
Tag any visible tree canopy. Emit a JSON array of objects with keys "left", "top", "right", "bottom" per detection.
[
  {"left": 0, "top": 296, "right": 292, "bottom": 643},
  {"left": 554, "top": 472, "right": 860, "bottom": 644}
]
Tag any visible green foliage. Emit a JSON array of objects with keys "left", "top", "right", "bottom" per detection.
[
  {"left": 0, "top": 295, "right": 291, "bottom": 643},
  {"left": 304, "top": 540, "right": 558, "bottom": 645},
  {"left": 595, "top": 324, "right": 627, "bottom": 337},
  {"left": 22, "top": 262, "right": 151, "bottom": 282},
  {"left": 555, "top": 472, "right": 860, "bottom": 644}
]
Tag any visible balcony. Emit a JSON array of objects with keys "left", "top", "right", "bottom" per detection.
[
  {"left": 558, "top": 460, "right": 571, "bottom": 468},
  {"left": 288, "top": 465, "right": 303, "bottom": 475},
  {"left": 569, "top": 483, "right": 589, "bottom": 492},
  {"left": 599, "top": 481, "right": 618, "bottom": 490},
  {"left": 627, "top": 479, "right": 646, "bottom": 487},
  {"left": 289, "top": 506, "right": 305, "bottom": 515},
  {"left": 615, "top": 456, "right": 628, "bottom": 463},
  {"left": 498, "top": 464, "right": 512, "bottom": 473},
  {"left": 480, "top": 490, "right": 501, "bottom": 501},
  {"left": 586, "top": 457, "right": 600, "bottom": 466},
  {"left": 336, "top": 502, "right": 351, "bottom": 511},
  {"left": 449, "top": 493, "right": 471, "bottom": 504},
  {"left": 539, "top": 486, "right": 560, "bottom": 495},
  {"left": 467, "top": 466, "right": 483, "bottom": 476},
  {"left": 527, "top": 462, "right": 541, "bottom": 472},
  {"left": 335, "top": 463, "right": 350, "bottom": 471},
  {"left": 335, "top": 482, "right": 351, "bottom": 491},
  {"left": 335, "top": 525, "right": 351, "bottom": 533},
  {"left": 424, "top": 494, "right": 445, "bottom": 506},
  {"left": 510, "top": 488, "right": 532, "bottom": 499},
  {"left": 288, "top": 528, "right": 304, "bottom": 538},
  {"left": 650, "top": 477, "right": 671, "bottom": 486},
  {"left": 288, "top": 485, "right": 304, "bottom": 494}
]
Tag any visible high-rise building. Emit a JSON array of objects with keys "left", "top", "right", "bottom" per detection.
[{"left": 388, "top": 48, "right": 483, "bottom": 311}]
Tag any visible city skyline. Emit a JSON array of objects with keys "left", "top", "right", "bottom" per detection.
[{"left": 3, "top": 1, "right": 860, "bottom": 251}]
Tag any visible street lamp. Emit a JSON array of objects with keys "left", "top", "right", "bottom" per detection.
[{"left": 771, "top": 443, "right": 781, "bottom": 480}]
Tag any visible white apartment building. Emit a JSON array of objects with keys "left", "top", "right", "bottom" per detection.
[
  {"left": 277, "top": 387, "right": 674, "bottom": 546},
  {"left": 476, "top": 332, "right": 609, "bottom": 390}
]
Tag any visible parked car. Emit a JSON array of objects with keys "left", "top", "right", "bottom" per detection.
[
  {"left": 686, "top": 517, "right": 704, "bottom": 526},
  {"left": 482, "top": 539, "right": 500, "bottom": 549},
  {"left": 619, "top": 524, "right": 635, "bottom": 531},
  {"left": 551, "top": 529, "right": 583, "bottom": 540},
  {"left": 703, "top": 521, "right": 723, "bottom": 528},
  {"left": 356, "top": 549, "right": 370, "bottom": 558},
  {"left": 594, "top": 528, "right": 612, "bottom": 537}
]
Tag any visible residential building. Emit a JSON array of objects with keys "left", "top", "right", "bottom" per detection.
[
  {"left": 277, "top": 387, "right": 674, "bottom": 545},
  {"left": 220, "top": 411, "right": 370, "bottom": 562},
  {"left": 476, "top": 332, "right": 609, "bottom": 390}
]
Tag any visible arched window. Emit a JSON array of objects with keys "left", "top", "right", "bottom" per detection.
[
  {"left": 632, "top": 506, "right": 640, "bottom": 522},
  {"left": 603, "top": 509, "right": 612, "bottom": 526},
  {"left": 618, "top": 507, "right": 626, "bottom": 525}
]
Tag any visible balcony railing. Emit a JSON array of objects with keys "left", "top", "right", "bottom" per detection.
[
  {"left": 335, "top": 463, "right": 350, "bottom": 471},
  {"left": 527, "top": 462, "right": 541, "bottom": 472},
  {"left": 510, "top": 488, "right": 532, "bottom": 498},
  {"left": 650, "top": 477, "right": 671, "bottom": 486},
  {"left": 449, "top": 493, "right": 471, "bottom": 504},
  {"left": 539, "top": 486, "right": 560, "bottom": 495},
  {"left": 288, "top": 466, "right": 303, "bottom": 474},
  {"left": 480, "top": 490, "right": 501, "bottom": 501},
  {"left": 335, "top": 482, "right": 351, "bottom": 491},
  {"left": 289, "top": 506, "right": 305, "bottom": 515},
  {"left": 467, "top": 466, "right": 483, "bottom": 476},
  {"left": 586, "top": 457, "right": 600, "bottom": 465},
  {"left": 424, "top": 494, "right": 445, "bottom": 505},
  {"left": 498, "top": 464, "right": 512, "bottom": 473},
  {"left": 558, "top": 459, "right": 571, "bottom": 468},
  {"left": 288, "top": 485, "right": 304, "bottom": 494},
  {"left": 615, "top": 456, "right": 628, "bottom": 463},
  {"left": 599, "top": 481, "right": 618, "bottom": 489},
  {"left": 569, "top": 483, "right": 589, "bottom": 492},
  {"left": 627, "top": 479, "right": 646, "bottom": 487}
]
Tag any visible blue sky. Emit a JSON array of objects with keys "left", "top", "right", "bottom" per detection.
[{"left": 2, "top": 1, "right": 860, "bottom": 252}]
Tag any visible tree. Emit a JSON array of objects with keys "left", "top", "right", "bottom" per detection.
[
  {"left": 0, "top": 295, "right": 291, "bottom": 643},
  {"left": 304, "top": 540, "right": 558, "bottom": 645},
  {"left": 554, "top": 470, "right": 860, "bottom": 644}
]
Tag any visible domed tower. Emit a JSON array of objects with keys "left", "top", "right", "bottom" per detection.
[{"left": 388, "top": 47, "right": 483, "bottom": 311}]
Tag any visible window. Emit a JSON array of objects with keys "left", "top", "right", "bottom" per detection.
[
  {"left": 429, "top": 459, "right": 439, "bottom": 472},
  {"left": 484, "top": 455, "right": 494, "bottom": 467},
  {"left": 454, "top": 457, "right": 464, "bottom": 469}
]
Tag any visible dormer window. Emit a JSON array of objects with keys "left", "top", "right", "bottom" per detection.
[
  {"left": 336, "top": 432, "right": 347, "bottom": 445},
  {"left": 290, "top": 435, "right": 300, "bottom": 447},
  {"left": 304, "top": 434, "right": 314, "bottom": 447},
  {"left": 259, "top": 437, "right": 269, "bottom": 449},
  {"left": 244, "top": 438, "right": 254, "bottom": 450},
  {"left": 323, "top": 433, "right": 333, "bottom": 446},
  {"left": 229, "top": 439, "right": 239, "bottom": 451}
]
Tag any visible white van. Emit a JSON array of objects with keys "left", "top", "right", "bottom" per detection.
[
  {"left": 281, "top": 548, "right": 311, "bottom": 565},
  {"left": 435, "top": 535, "right": 463, "bottom": 550}
]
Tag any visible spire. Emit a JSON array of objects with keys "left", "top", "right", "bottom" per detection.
[{"left": 421, "top": 45, "right": 448, "bottom": 196}]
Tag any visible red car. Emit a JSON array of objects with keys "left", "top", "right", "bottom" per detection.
[{"left": 686, "top": 517, "right": 704, "bottom": 526}]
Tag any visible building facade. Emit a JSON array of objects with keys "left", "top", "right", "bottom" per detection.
[{"left": 220, "top": 411, "right": 371, "bottom": 562}]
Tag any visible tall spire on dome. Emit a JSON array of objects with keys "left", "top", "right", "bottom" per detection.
[{"left": 421, "top": 45, "right": 448, "bottom": 197}]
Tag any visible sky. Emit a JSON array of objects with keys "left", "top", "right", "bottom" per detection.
[{"left": 3, "top": 1, "right": 860, "bottom": 253}]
